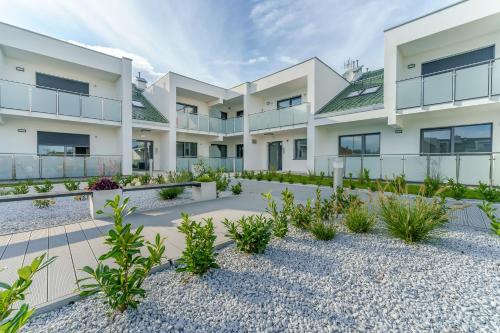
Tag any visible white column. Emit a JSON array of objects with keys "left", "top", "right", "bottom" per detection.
[
  {"left": 119, "top": 57, "right": 133, "bottom": 175},
  {"left": 167, "top": 80, "right": 177, "bottom": 172},
  {"left": 243, "top": 83, "right": 260, "bottom": 170},
  {"left": 306, "top": 74, "right": 316, "bottom": 173}
]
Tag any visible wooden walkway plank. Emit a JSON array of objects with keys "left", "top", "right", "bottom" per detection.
[
  {"left": 0, "top": 234, "right": 13, "bottom": 260},
  {"left": 23, "top": 228, "right": 49, "bottom": 306},
  {"left": 64, "top": 223, "right": 98, "bottom": 283},
  {"left": 78, "top": 220, "right": 108, "bottom": 260},
  {"left": 47, "top": 226, "right": 76, "bottom": 301},
  {"left": 0, "top": 231, "right": 31, "bottom": 285}
]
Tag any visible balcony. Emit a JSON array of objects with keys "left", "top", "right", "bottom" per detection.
[
  {"left": 0, "top": 79, "right": 122, "bottom": 122},
  {"left": 176, "top": 157, "right": 243, "bottom": 172},
  {"left": 0, "top": 153, "right": 122, "bottom": 180},
  {"left": 249, "top": 103, "right": 308, "bottom": 132},
  {"left": 396, "top": 58, "right": 500, "bottom": 111},
  {"left": 176, "top": 112, "right": 243, "bottom": 134}
]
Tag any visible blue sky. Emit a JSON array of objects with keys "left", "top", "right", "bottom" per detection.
[{"left": 0, "top": 0, "right": 457, "bottom": 87}]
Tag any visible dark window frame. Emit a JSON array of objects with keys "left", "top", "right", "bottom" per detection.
[
  {"left": 293, "top": 138, "right": 307, "bottom": 160},
  {"left": 236, "top": 110, "right": 244, "bottom": 117},
  {"left": 36, "top": 72, "right": 90, "bottom": 95},
  {"left": 419, "top": 123, "right": 492, "bottom": 155},
  {"left": 176, "top": 141, "right": 198, "bottom": 158},
  {"left": 210, "top": 144, "right": 228, "bottom": 158},
  {"left": 277, "top": 95, "right": 302, "bottom": 109},
  {"left": 236, "top": 144, "right": 244, "bottom": 158},
  {"left": 37, "top": 131, "right": 90, "bottom": 156},
  {"left": 338, "top": 132, "right": 381, "bottom": 156},
  {"left": 176, "top": 102, "right": 198, "bottom": 115}
]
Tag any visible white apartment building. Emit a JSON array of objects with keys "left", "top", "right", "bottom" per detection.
[{"left": 1, "top": 0, "right": 499, "bottom": 185}]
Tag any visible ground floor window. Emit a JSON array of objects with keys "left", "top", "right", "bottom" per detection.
[
  {"left": 176, "top": 142, "right": 197, "bottom": 157},
  {"left": 294, "top": 139, "right": 307, "bottom": 160},
  {"left": 37, "top": 131, "right": 89, "bottom": 156},
  {"left": 236, "top": 144, "right": 244, "bottom": 158},
  {"left": 132, "top": 140, "right": 153, "bottom": 171},
  {"left": 210, "top": 144, "right": 227, "bottom": 158},
  {"left": 420, "top": 123, "right": 492, "bottom": 154},
  {"left": 339, "top": 133, "right": 380, "bottom": 156}
]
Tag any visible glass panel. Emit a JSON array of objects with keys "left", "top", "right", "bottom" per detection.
[
  {"left": 38, "top": 145, "right": 65, "bottom": 156},
  {"left": 363, "top": 156, "right": 380, "bottom": 180},
  {"left": 86, "top": 157, "right": 102, "bottom": 177},
  {"left": 396, "top": 77, "right": 421, "bottom": 109},
  {"left": 421, "top": 128, "right": 451, "bottom": 154},
  {"left": 59, "top": 92, "right": 80, "bottom": 116},
  {"left": 15, "top": 155, "right": 40, "bottom": 179},
  {"left": 430, "top": 155, "right": 456, "bottom": 181},
  {"left": 41, "top": 156, "right": 64, "bottom": 178},
  {"left": 103, "top": 99, "right": 121, "bottom": 121},
  {"left": 81, "top": 95, "right": 101, "bottom": 119},
  {"left": 345, "top": 156, "right": 361, "bottom": 178},
  {"left": 423, "top": 71, "right": 453, "bottom": 105},
  {"left": 268, "top": 110, "right": 280, "bottom": 129},
  {"left": 455, "top": 63, "right": 489, "bottom": 101},
  {"left": 293, "top": 104, "right": 308, "bottom": 124},
  {"left": 364, "top": 134, "right": 380, "bottom": 155},
  {"left": 314, "top": 156, "right": 331, "bottom": 176},
  {"left": 177, "top": 112, "right": 188, "bottom": 129},
  {"left": 454, "top": 124, "right": 491, "bottom": 153},
  {"left": 339, "top": 136, "right": 353, "bottom": 156},
  {"left": 0, "top": 81, "right": 29, "bottom": 110},
  {"left": 65, "top": 157, "right": 85, "bottom": 177},
  {"left": 405, "top": 155, "right": 428, "bottom": 183},
  {"left": 492, "top": 60, "right": 500, "bottom": 96},
  {"left": 234, "top": 117, "right": 243, "bottom": 133},
  {"left": 459, "top": 155, "right": 490, "bottom": 185},
  {"left": 103, "top": 156, "right": 121, "bottom": 176},
  {"left": 0, "top": 155, "right": 13, "bottom": 180},
  {"left": 31, "top": 87, "right": 57, "bottom": 114},
  {"left": 279, "top": 108, "right": 293, "bottom": 127},
  {"left": 380, "top": 155, "right": 403, "bottom": 180},
  {"left": 294, "top": 139, "right": 307, "bottom": 160}
]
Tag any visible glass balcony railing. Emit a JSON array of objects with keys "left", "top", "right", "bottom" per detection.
[
  {"left": 176, "top": 112, "right": 243, "bottom": 134},
  {"left": 176, "top": 157, "right": 243, "bottom": 173},
  {"left": 396, "top": 58, "right": 500, "bottom": 110},
  {"left": 0, "top": 79, "right": 122, "bottom": 122},
  {"left": 314, "top": 153, "right": 498, "bottom": 186},
  {"left": 249, "top": 102, "right": 308, "bottom": 132},
  {"left": 0, "top": 154, "right": 122, "bottom": 180}
]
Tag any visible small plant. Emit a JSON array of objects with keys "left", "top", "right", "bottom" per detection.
[
  {"left": 309, "top": 220, "right": 336, "bottom": 240},
  {"left": 155, "top": 174, "right": 166, "bottom": 184},
  {"left": 87, "top": 176, "right": 99, "bottom": 189},
  {"left": 12, "top": 184, "right": 29, "bottom": 195},
  {"left": 307, "top": 170, "right": 315, "bottom": 180},
  {"left": 319, "top": 171, "right": 325, "bottom": 179},
  {"left": 255, "top": 171, "right": 264, "bottom": 181},
  {"left": 379, "top": 193, "right": 448, "bottom": 243},
  {"left": 90, "top": 178, "right": 120, "bottom": 191},
  {"left": 139, "top": 174, "right": 151, "bottom": 185},
  {"left": 234, "top": 172, "right": 240, "bottom": 179},
  {"left": 63, "top": 179, "right": 80, "bottom": 191},
  {"left": 447, "top": 178, "right": 466, "bottom": 200},
  {"left": 79, "top": 196, "right": 165, "bottom": 312},
  {"left": 291, "top": 199, "right": 313, "bottom": 229},
  {"left": 176, "top": 213, "right": 219, "bottom": 275},
  {"left": 265, "top": 171, "right": 273, "bottom": 181},
  {"left": 390, "top": 174, "right": 406, "bottom": 195},
  {"left": 158, "top": 187, "right": 184, "bottom": 200},
  {"left": 477, "top": 201, "right": 500, "bottom": 236},
  {"left": 33, "top": 199, "right": 54, "bottom": 209},
  {"left": 368, "top": 181, "right": 378, "bottom": 192},
  {"left": 247, "top": 170, "right": 255, "bottom": 180},
  {"left": 335, "top": 187, "right": 361, "bottom": 215},
  {"left": 33, "top": 180, "right": 53, "bottom": 193},
  {"left": 477, "top": 181, "right": 499, "bottom": 202},
  {"left": 263, "top": 192, "right": 288, "bottom": 238},
  {"left": 196, "top": 174, "right": 213, "bottom": 182},
  {"left": 231, "top": 182, "right": 242, "bottom": 195},
  {"left": 213, "top": 171, "right": 229, "bottom": 193},
  {"left": 344, "top": 203, "right": 376, "bottom": 233},
  {"left": 348, "top": 173, "right": 355, "bottom": 189},
  {"left": 0, "top": 254, "right": 55, "bottom": 333},
  {"left": 192, "top": 159, "right": 208, "bottom": 178},
  {"left": 223, "top": 215, "right": 273, "bottom": 254},
  {"left": 423, "top": 175, "right": 441, "bottom": 198},
  {"left": 359, "top": 168, "right": 370, "bottom": 184}
]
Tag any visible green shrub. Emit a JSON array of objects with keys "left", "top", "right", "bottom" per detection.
[
  {"left": 335, "top": 187, "right": 361, "bottom": 215},
  {"left": 344, "top": 203, "right": 376, "bottom": 233},
  {"left": 234, "top": 172, "right": 240, "bottom": 179},
  {"left": 379, "top": 194, "right": 448, "bottom": 243},
  {"left": 176, "top": 213, "right": 219, "bottom": 275},
  {"left": 78, "top": 195, "right": 165, "bottom": 313},
  {"left": 255, "top": 171, "right": 264, "bottom": 181},
  {"left": 12, "top": 184, "right": 29, "bottom": 195},
  {"left": 196, "top": 174, "right": 213, "bottom": 182},
  {"left": 33, "top": 199, "right": 54, "bottom": 209},
  {"left": 423, "top": 175, "right": 441, "bottom": 197},
  {"left": 447, "top": 178, "right": 466, "bottom": 200},
  {"left": 368, "top": 181, "right": 378, "bottom": 192},
  {"left": 158, "top": 187, "right": 184, "bottom": 200},
  {"left": 155, "top": 174, "right": 166, "bottom": 184},
  {"left": 477, "top": 201, "right": 500, "bottom": 236},
  {"left": 247, "top": 170, "right": 255, "bottom": 180},
  {"left": 390, "top": 174, "right": 407, "bottom": 194},
  {"left": 477, "top": 181, "right": 499, "bottom": 202},
  {"left": 87, "top": 176, "right": 99, "bottom": 189},
  {"left": 231, "top": 182, "right": 242, "bottom": 195},
  {"left": 291, "top": 199, "right": 313, "bottom": 229},
  {"left": 63, "top": 179, "right": 80, "bottom": 191},
  {"left": 139, "top": 174, "right": 151, "bottom": 185},
  {"left": 33, "top": 180, "right": 53, "bottom": 193},
  {"left": 265, "top": 171, "right": 272, "bottom": 181},
  {"left": 215, "top": 173, "right": 229, "bottom": 193},
  {"left": 223, "top": 215, "right": 273, "bottom": 254},
  {"left": 278, "top": 174, "right": 284, "bottom": 183},
  {"left": 0, "top": 189, "right": 13, "bottom": 196},
  {"left": 348, "top": 173, "right": 355, "bottom": 189},
  {"left": 263, "top": 192, "right": 288, "bottom": 238},
  {"left": 359, "top": 168, "right": 370, "bottom": 184},
  {"left": 0, "top": 254, "right": 55, "bottom": 333},
  {"left": 309, "top": 220, "right": 336, "bottom": 240}
]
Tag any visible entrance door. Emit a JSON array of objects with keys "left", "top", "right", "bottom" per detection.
[
  {"left": 268, "top": 141, "right": 282, "bottom": 171},
  {"left": 132, "top": 140, "right": 154, "bottom": 171}
]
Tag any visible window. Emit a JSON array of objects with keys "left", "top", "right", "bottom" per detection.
[
  {"left": 345, "top": 90, "right": 363, "bottom": 98},
  {"left": 277, "top": 96, "right": 302, "bottom": 109},
  {"left": 220, "top": 112, "right": 228, "bottom": 120},
  {"left": 36, "top": 73, "right": 89, "bottom": 95},
  {"left": 360, "top": 86, "right": 380, "bottom": 95},
  {"left": 294, "top": 139, "right": 307, "bottom": 160},
  {"left": 176, "top": 102, "right": 198, "bottom": 114},
  {"left": 176, "top": 142, "right": 197, "bottom": 157},
  {"left": 37, "top": 131, "right": 90, "bottom": 156},
  {"left": 422, "top": 46, "right": 495, "bottom": 75},
  {"left": 210, "top": 144, "right": 227, "bottom": 158},
  {"left": 420, "top": 123, "right": 492, "bottom": 154},
  {"left": 236, "top": 144, "right": 244, "bottom": 158},
  {"left": 132, "top": 100, "right": 145, "bottom": 108},
  {"left": 236, "top": 111, "right": 244, "bottom": 117},
  {"left": 339, "top": 133, "right": 380, "bottom": 156}
]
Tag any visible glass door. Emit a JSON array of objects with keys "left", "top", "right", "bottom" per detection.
[
  {"left": 268, "top": 141, "right": 282, "bottom": 171},
  {"left": 132, "top": 140, "right": 154, "bottom": 171}
]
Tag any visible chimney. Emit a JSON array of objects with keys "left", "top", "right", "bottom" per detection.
[
  {"left": 136, "top": 72, "right": 147, "bottom": 91},
  {"left": 342, "top": 59, "right": 363, "bottom": 82}
]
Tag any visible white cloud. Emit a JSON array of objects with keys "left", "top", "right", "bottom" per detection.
[
  {"left": 278, "top": 56, "right": 299, "bottom": 65},
  {"left": 67, "top": 40, "right": 165, "bottom": 84},
  {"left": 213, "top": 56, "right": 269, "bottom": 66}
]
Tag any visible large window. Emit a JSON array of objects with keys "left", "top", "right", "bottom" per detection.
[
  {"left": 210, "top": 144, "right": 227, "bottom": 158},
  {"left": 176, "top": 142, "right": 197, "bottom": 157},
  {"left": 277, "top": 96, "right": 302, "bottom": 109},
  {"left": 422, "top": 46, "right": 495, "bottom": 75},
  {"left": 339, "top": 133, "right": 380, "bottom": 156},
  {"left": 294, "top": 139, "right": 307, "bottom": 160},
  {"left": 176, "top": 102, "right": 198, "bottom": 114},
  {"left": 421, "top": 123, "right": 492, "bottom": 154},
  {"left": 37, "top": 131, "right": 89, "bottom": 156},
  {"left": 36, "top": 73, "right": 89, "bottom": 95}
]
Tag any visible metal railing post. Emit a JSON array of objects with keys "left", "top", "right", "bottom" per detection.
[
  {"left": 402, "top": 155, "right": 406, "bottom": 176},
  {"left": 489, "top": 153, "right": 494, "bottom": 186},
  {"left": 63, "top": 156, "right": 66, "bottom": 178},
  {"left": 452, "top": 69, "right": 456, "bottom": 103},
  {"left": 489, "top": 60, "right": 493, "bottom": 98},
  {"left": 84, "top": 157, "right": 87, "bottom": 178},
  {"left": 56, "top": 91, "right": 59, "bottom": 116},
  {"left": 420, "top": 76, "right": 424, "bottom": 107},
  {"left": 455, "top": 154, "right": 460, "bottom": 183},
  {"left": 360, "top": 155, "right": 364, "bottom": 178},
  {"left": 11, "top": 154, "right": 15, "bottom": 180},
  {"left": 379, "top": 156, "right": 383, "bottom": 180},
  {"left": 426, "top": 154, "right": 431, "bottom": 178},
  {"left": 39, "top": 156, "right": 42, "bottom": 179},
  {"left": 101, "top": 98, "right": 104, "bottom": 120},
  {"left": 29, "top": 87, "right": 32, "bottom": 112}
]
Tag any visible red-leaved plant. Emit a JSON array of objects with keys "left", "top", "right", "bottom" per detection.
[{"left": 90, "top": 178, "right": 120, "bottom": 191}]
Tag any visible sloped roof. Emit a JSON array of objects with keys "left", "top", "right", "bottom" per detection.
[
  {"left": 316, "top": 69, "right": 384, "bottom": 115},
  {"left": 132, "top": 85, "right": 168, "bottom": 124}
]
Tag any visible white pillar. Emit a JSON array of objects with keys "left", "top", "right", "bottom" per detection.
[
  {"left": 306, "top": 74, "right": 316, "bottom": 173},
  {"left": 119, "top": 57, "right": 133, "bottom": 175},
  {"left": 242, "top": 83, "right": 260, "bottom": 171},
  {"left": 167, "top": 81, "right": 177, "bottom": 172}
]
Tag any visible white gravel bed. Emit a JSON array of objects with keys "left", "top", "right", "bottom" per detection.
[
  {"left": 24, "top": 223, "right": 500, "bottom": 333},
  {"left": 0, "top": 189, "right": 193, "bottom": 235}
]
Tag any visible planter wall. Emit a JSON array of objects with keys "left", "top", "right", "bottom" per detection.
[
  {"left": 192, "top": 182, "right": 216, "bottom": 201},
  {"left": 89, "top": 189, "right": 122, "bottom": 219}
]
